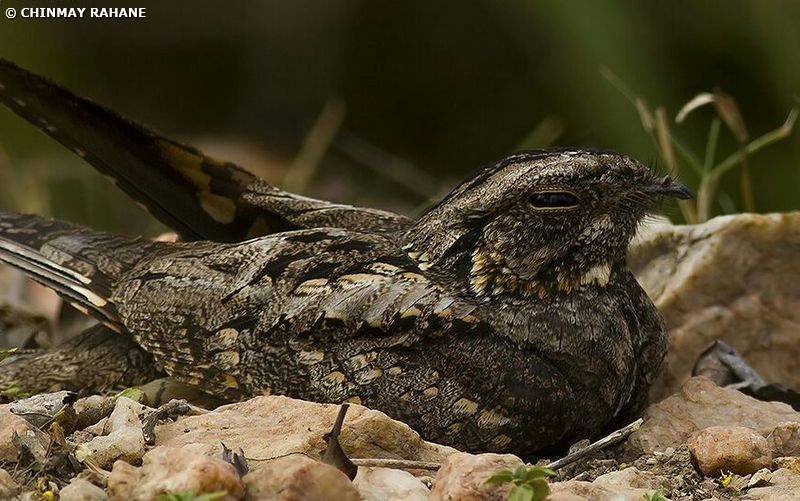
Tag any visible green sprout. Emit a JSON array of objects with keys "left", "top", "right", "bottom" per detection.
[
  {"left": 486, "top": 464, "right": 557, "bottom": 501},
  {"left": 643, "top": 489, "right": 668, "bottom": 501}
]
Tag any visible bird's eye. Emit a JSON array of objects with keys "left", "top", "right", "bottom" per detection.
[{"left": 528, "top": 191, "right": 579, "bottom": 209}]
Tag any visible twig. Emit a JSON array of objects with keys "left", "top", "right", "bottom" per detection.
[
  {"left": 142, "top": 399, "right": 208, "bottom": 445},
  {"left": 546, "top": 418, "right": 643, "bottom": 470},
  {"left": 321, "top": 403, "right": 357, "bottom": 479},
  {"left": 350, "top": 458, "right": 442, "bottom": 471}
]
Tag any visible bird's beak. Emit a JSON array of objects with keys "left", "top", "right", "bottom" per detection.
[{"left": 641, "top": 179, "right": 694, "bottom": 200}]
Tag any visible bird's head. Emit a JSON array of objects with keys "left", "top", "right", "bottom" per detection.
[{"left": 406, "top": 148, "right": 692, "bottom": 298}]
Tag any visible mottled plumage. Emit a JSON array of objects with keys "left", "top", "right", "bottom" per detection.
[
  {"left": 0, "top": 149, "right": 691, "bottom": 454},
  {"left": 0, "top": 59, "right": 693, "bottom": 454}
]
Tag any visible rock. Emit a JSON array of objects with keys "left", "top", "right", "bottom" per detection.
[
  {"left": 627, "top": 377, "right": 800, "bottom": 456},
  {"left": 74, "top": 397, "right": 146, "bottom": 468},
  {"left": 772, "top": 457, "right": 800, "bottom": 474},
  {"left": 766, "top": 422, "right": 800, "bottom": 457},
  {"left": 60, "top": 478, "right": 108, "bottom": 501},
  {"left": 155, "top": 395, "right": 455, "bottom": 470},
  {"left": 0, "top": 467, "right": 20, "bottom": 499},
  {"left": 8, "top": 390, "right": 74, "bottom": 427},
  {"left": 242, "top": 454, "right": 358, "bottom": 501},
  {"left": 687, "top": 426, "right": 772, "bottom": 476},
  {"left": 429, "top": 452, "right": 523, "bottom": 501},
  {"left": 628, "top": 213, "right": 800, "bottom": 399},
  {"left": 593, "top": 466, "right": 670, "bottom": 491},
  {"left": 748, "top": 468, "right": 772, "bottom": 488},
  {"left": 72, "top": 395, "right": 116, "bottom": 431},
  {"left": 0, "top": 404, "right": 35, "bottom": 461},
  {"left": 353, "top": 466, "right": 430, "bottom": 501},
  {"left": 107, "top": 446, "right": 244, "bottom": 501},
  {"left": 742, "top": 468, "right": 800, "bottom": 500},
  {"left": 548, "top": 480, "right": 655, "bottom": 501}
]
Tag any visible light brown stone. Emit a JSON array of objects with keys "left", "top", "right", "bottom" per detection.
[
  {"left": 243, "top": 454, "right": 358, "bottom": 501},
  {"left": 593, "top": 466, "right": 670, "bottom": 491},
  {"left": 155, "top": 395, "right": 455, "bottom": 470},
  {"left": 742, "top": 468, "right": 800, "bottom": 500},
  {"left": 629, "top": 213, "right": 800, "bottom": 400},
  {"left": 772, "top": 457, "right": 800, "bottom": 474},
  {"left": 0, "top": 467, "right": 19, "bottom": 499},
  {"left": 626, "top": 377, "right": 800, "bottom": 456},
  {"left": 0, "top": 404, "right": 35, "bottom": 461},
  {"left": 353, "top": 466, "right": 429, "bottom": 501},
  {"left": 766, "top": 422, "right": 800, "bottom": 457},
  {"left": 429, "top": 452, "right": 523, "bottom": 501},
  {"left": 548, "top": 480, "right": 653, "bottom": 501},
  {"left": 74, "top": 397, "right": 146, "bottom": 468},
  {"left": 60, "top": 478, "right": 108, "bottom": 501},
  {"left": 107, "top": 446, "right": 244, "bottom": 501},
  {"left": 688, "top": 426, "right": 772, "bottom": 476},
  {"left": 748, "top": 468, "right": 772, "bottom": 488}
]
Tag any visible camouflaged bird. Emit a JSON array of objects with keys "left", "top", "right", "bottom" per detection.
[
  {"left": 0, "top": 150, "right": 692, "bottom": 454},
  {"left": 0, "top": 59, "right": 692, "bottom": 454}
]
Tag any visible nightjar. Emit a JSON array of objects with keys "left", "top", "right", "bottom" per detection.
[{"left": 0, "top": 58, "right": 691, "bottom": 454}]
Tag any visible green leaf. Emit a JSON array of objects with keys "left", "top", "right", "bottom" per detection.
[
  {"left": 529, "top": 478, "right": 551, "bottom": 501},
  {"left": 114, "top": 387, "right": 145, "bottom": 403},
  {"left": 643, "top": 490, "right": 667, "bottom": 501},
  {"left": 508, "top": 484, "right": 535, "bottom": 501},
  {"left": 514, "top": 464, "right": 529, "bottom": 479},
  {"left": 528, "top": 466, "right": 557, "bottom": 480},
  {"left": 485, "top": 469, "right": 515, "bottom": 484}
]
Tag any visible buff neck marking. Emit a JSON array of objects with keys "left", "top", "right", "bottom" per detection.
[{"left": 469, "top": 247, "right": 612, "bottom": 298}]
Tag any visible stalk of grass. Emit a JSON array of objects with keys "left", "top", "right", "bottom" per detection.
[
  {"left": 605, "top": 68, "right": 797, "bottom": 223},
  {"left": 711, "top": 108, "right": 798, "bottom": 178}
]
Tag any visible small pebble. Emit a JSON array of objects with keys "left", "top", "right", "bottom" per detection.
[{"left": 747, "top": 468, "right": 772, "bottom": 488}]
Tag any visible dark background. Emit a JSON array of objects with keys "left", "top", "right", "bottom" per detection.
[{"left": 0, "top": 0, "right": 798, "bottom": 236}]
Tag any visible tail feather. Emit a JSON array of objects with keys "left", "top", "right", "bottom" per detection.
[
  {"left": 0, "top": 211, "right": 155, "bottom": 331},
  {"left": 0, "top": 58, "right": 414, "bottom": 241},
  {"left": 0, "top": 57, "right": 285, "bottom": 242}
]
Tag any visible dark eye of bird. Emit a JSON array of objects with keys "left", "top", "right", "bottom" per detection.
[{"left": 528, "top": 191, "right": 579, "bottom": 209}]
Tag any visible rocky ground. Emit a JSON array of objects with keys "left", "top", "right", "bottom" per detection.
[
  {"left": 1, "top": 212, "right": 799, "bottom": 500},
  {"left": 1, "top": 377, "right": 800, "bottom": 500}
]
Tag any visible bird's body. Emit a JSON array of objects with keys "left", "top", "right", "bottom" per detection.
[
  {"left": 0, "top": 149, "right": 682, "bottom": 454},
  {"left": 0, "top": 59, "right": 691, "bottom": 454}
]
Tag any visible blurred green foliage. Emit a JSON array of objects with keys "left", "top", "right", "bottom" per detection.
[{"left": 0, "top": 0, "right": 797, "bottom": 235}]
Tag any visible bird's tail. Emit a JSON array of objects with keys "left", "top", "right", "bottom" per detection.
[
  {"left": 0, "top": 211, "right": 156, "bottom": 332},
  {"left": 0, "top": 57, "right": 281, "bottom": 242}
]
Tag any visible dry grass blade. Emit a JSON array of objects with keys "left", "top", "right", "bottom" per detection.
[
  {"left": 655, "top": 108, "right": 698, "bottom": 223},
  {"left": 546, "top": 418, "right": 643, "bottom": 470},
  {"left": 712, "top": 107, "right": 798, "bottom": 178},
  {"left": 712, "top": 91, "right": 749, "bottom": 143},
  {"left": 283, "top": 98, "right": 347, "bottom": 193},
  {"left": 712, "top": 91, "right": 753, "bottom": 211},
  {"left": 675, "top": 93, "right": 715, "bottom": 124},
  {"left": 517, "top": 115, "right": 566, "bottom": 150},
  {"left": 635, "top": 98, "right": 655, "bottom": 132}
]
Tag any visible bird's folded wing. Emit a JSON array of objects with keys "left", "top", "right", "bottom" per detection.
[{"left": 111, "top": 228, "right": 479, "bottom": 397}]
